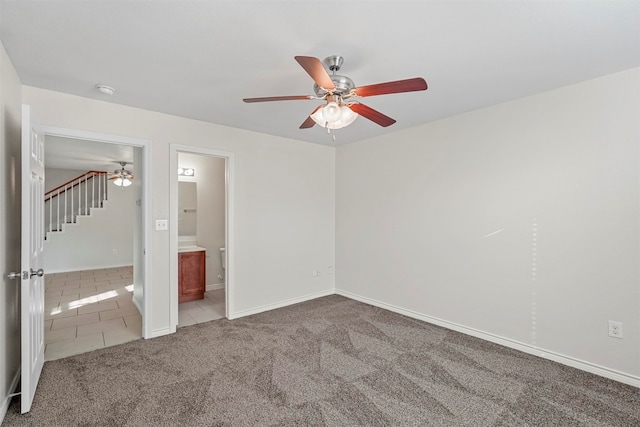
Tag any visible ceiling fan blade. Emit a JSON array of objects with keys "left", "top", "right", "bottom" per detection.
[
  {"left": 349, "top": 103, "right": 396, "bottom": 127},
  {"left": 294, "top": 56, "right": 336, "bottom": 90},
  {"left": 355, "top": 77, "right": 427, "bottom": 97},
  {"left": 299, "top": 105, "right": 322, "bottom": 129},
  {"left": 243, "top": 95, "right": 312, "bottom": 103}
]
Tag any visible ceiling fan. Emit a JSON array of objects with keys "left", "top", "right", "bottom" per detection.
[
  {"left": 108, "top": 161, "right": 134, "bottom": 187},
  {"left": 243, "top": 55, "right": 428, "bottom": 130}
]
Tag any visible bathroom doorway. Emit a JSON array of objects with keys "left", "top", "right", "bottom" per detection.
[{"left": 169, "top": 145, "right": 234, "bottom": 331}]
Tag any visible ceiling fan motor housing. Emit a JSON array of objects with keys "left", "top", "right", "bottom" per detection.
[
  {"left": 114, "top": 161, "right": 132, "bottom": 176},
  {"left": 313, "top": 55, "right": 356, "bottom": 100},
  {"left": 314, "top": 75, "right": 356, "bottom": 98}
]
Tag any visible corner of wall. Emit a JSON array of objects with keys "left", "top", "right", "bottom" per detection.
[{"left": 0, "top": 39, "right": 23, "bottom": 425}]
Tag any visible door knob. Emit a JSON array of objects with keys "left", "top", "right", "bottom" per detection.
[
  {"left": 7, "top": 269, "right": 44, "bottom": 280},
  {"left": 30, "top": 268, "right": 44, "bottom": 278}
]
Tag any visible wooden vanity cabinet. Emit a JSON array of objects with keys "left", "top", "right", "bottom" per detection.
[{"left": 178, "top": 250, "right": 206, "bottom": 303}]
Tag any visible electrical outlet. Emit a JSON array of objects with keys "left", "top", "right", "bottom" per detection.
[{"left": 608, "top": 320, "right": 623, "bottom": 339}]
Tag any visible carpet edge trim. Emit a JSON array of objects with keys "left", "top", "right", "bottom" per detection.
[{"left": 336, "top": 289, "right": 640, "bottom": 388}]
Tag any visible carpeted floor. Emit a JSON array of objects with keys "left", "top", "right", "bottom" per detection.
[{"left": 3, "top": 295, "right": 639, "bottom": 426}]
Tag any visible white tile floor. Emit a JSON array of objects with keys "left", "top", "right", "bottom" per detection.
[
  {"left": 45, "top": 267, "right": 225, "bottom": 360},
  {"left": 44, "top": 266, "right": 141, "bottom": 361},
  {"left": 178, "top": 288, "right": 225, "bottom": 327}
]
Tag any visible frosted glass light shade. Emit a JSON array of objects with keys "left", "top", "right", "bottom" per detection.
[
  {"left": 113, "top": 177, "right": 133, "bottom": 187},
  {"left": 310, "top": 105, "right": 358, "bottom": 129},
  {"left": 323, "top": 102, "right": 341, "bottom": 122}
]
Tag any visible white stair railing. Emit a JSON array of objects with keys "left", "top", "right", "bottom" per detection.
[{"left": 45, "top": 171, "right": 108, "bottom": 234}]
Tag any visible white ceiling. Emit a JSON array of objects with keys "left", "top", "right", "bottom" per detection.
[
  {"left": 45, "top": 136, "right": 134, "bottom": 172},
  {"left": 2, "top": 1, "right": 639, "bottom": 149}
]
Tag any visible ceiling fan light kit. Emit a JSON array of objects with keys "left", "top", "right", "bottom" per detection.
[
  {"left": 113, "top": 177, "right": 132, "bottom": 187},
  {"left": 310, "top": 102, "right": 358, "bottom": 130},
  {"left": 243, "top": 55, "right": 427, "bottom": 136},
  {"left": 110, "top": 161, "right": 133, "bottom": 187}
]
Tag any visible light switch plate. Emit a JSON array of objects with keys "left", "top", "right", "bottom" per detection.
[{"left": 155, "top": 219, "right": 168, "bottom": 231}]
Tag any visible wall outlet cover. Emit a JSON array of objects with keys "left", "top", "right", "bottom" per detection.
[{"left": 608, "top": 320, "right": 623, "bottom": 339}]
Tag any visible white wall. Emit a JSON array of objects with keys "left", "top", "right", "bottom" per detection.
[
  {"left": 179, "top": 153, "right": 226, "bottom": 286},
  {"left": 22, "top": 86, "right": 336, "bottom": 336},
  {"left": 43, "top": 175, "right": 134, "bottom": 273},
  {"left": 0, "top": 41, "right": 22, "bottom": 421},
  {"left": 336, "top": 68, "right": 640, "bottom": 383},
  {"left": 45, "top": 167, "right": 84, "bottom": 192}
]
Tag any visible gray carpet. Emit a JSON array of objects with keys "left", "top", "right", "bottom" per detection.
[{"left": 3, "top": 295, "right": 639, "bottom": 426}]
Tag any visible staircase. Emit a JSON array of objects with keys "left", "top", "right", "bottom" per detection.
[{"left": 45, "top": 171, "right": 109, "bottom": 239}]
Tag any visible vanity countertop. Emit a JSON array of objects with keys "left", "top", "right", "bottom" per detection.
[{"left": 178, "top": 245, "right": 206, "bottom": 253}]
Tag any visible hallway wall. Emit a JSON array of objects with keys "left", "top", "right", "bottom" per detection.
[
  {"left": 43, "top": 174, "right": 134, "bottom": 273},
  {"left": 0, "top": 40, "right": 22, "bottom": 421}
]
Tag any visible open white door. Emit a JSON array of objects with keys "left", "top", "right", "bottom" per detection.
[{"left": 20, "top": 105, "right": 45, "bottom": 413}]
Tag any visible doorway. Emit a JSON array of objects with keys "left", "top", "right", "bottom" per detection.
[
  {"left": 169, "top": 144, "right": 234, "bottom": 330},
  {"left": 41, "top": 126, "right": 151, "bottom": 340}
]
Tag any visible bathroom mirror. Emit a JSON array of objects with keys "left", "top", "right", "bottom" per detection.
[{"left": 178, "top": 181, "right": 197, "bottom": 236}]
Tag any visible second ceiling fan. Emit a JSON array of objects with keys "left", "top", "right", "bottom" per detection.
[
  {"left": 107, "top": 161, "right": 134, "bottom": 187},
  {"left": 243, "top": 55, "right": 428, "bottom": 130}
]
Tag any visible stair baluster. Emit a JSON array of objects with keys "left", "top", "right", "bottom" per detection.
[{"left": 45, "top": 171, "right": 109, "bottom": 237}]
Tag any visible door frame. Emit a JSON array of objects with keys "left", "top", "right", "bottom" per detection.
[
  {"left": 169, "top": 144, "right": 234, "bottom": 329},
  {"left": 40, "top": 125, "right": 153, "bottom": 338}
]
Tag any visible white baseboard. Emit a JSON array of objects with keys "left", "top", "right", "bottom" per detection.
[
  {"left": 45, "top": 263, "right": 133, "bottom": 275},
  {"left": 150, "top": 327, "right": 174, "bottom": 338},
  {"left": 336, "top": 289, "right": 640, "bottom": 388},
  {"left": 0, "top": 368, "right": 21, "bottom": 425},
  {"left": 206, "top": 283, "right": 224, "bottom": 292},
  {"left": 229, "top": 289, "right": 334, "bottom": 320}
]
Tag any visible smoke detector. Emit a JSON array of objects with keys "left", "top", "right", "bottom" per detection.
[{"left": 95, "top": 84, "right": 115, "bottom": 95}]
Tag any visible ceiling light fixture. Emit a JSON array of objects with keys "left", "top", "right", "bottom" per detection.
[
  {"left": 113, "top": 177, "right": 132, "bottom": 187},
  {"left": 111, "top": 162, "right": 133, "bottom": 187},
  {"left": 310, "top": 103, "right": 358, "bottom": 130},
  {"left": 95, "top": 84, "right": 115, "bottom": 95},
  {"left": 178, "top": 168, "right": 195, "bottom": 177}
]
